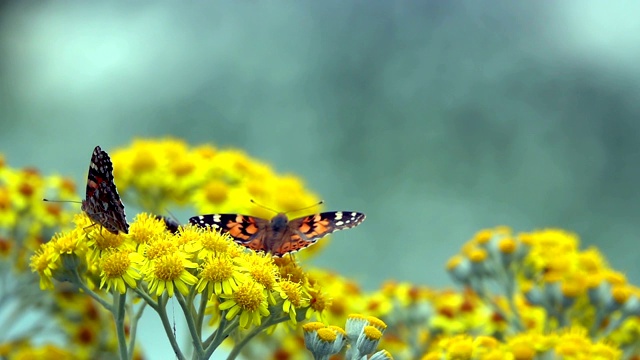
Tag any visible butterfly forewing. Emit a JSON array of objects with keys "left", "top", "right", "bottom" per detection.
[
  {"left": 289, "top": 211, "right": 366, "bottom": 242},
  {"left": 190, "top": 213, "right": 268, "bottom": 244},
  {"left": 81, "top": 146, "right": 129, "bottom": 235},
  {"left": 189, "top": 210, "right": 365, "bottom": 257}
]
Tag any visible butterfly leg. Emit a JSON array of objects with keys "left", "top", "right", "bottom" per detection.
[{"left": 82, "top": 222, "right": 100, "bottom": 234}]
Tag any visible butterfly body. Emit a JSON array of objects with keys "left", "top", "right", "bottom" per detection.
[
  {"left": 189, "top": 211, "right": 365, "bottom": 257},
  {"left": 82, "top": 146, "right": 129, "bottom": 235},
  {"left": 269, "top": 213, "right": 289, "bottom": 232},
  {"left": 155, "top": 215, "right": 181, "bottom": 234}
]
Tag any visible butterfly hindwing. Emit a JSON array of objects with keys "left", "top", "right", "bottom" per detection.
[
  {"left": 81, "top": 146, "right": 129, "bottom": 235},
  {"left": 189, "top": 214, "right": 269, "bottom": 248},
  {"left": 270, "top": 233, "right": 315, "bottom": 257}
]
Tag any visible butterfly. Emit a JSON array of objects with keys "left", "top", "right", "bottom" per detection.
[
  {"left": 81, "top": 146, "right": 129, "bottom": 235},
  {"left": 155, "top": 215, "right": 181, "bottom": 234},
  {"left": 188, "top": 211, "right": 366, "bottom": 257}
]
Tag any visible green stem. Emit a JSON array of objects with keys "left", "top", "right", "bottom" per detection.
[
  {"left": 113, "top": 292, "right": 129, "bottom": 360},
  {"left": 203, "top": 314, "right": 241, "bottom": 348},
  {"left": 202, "top": 314, "right": 234, "bottom": 357},
  {"left": 224, "top": 328, "right": 260, "bottom": 360},
  {"left": 157, "top": 293, "right": 187, "bottom": 360},
  {"left": 176, "top": 291, "right": 205, "bottom": 357},
  {"left": 133, "top": 287, "right": 159, "bottom": 311},
  {"left": 72, "top": 268, "right": 112, "bottom": 311},
  {"left": 195, "top": 290, "right": 209, "bottom": 338},
  {"left": 127, "top": 300, "right": 147, "bottom": 359}
]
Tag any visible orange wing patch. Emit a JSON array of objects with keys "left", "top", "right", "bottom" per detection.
[
  {"left": 225, "top": 216, "right": 260, "bottom": 241},
  {"left": 298, "top": 215, "right": 332, "bottom": 239}
]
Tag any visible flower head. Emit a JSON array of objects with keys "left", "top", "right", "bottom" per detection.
[
  {"left": 99, "top": 249, "right": 143, "bottom": 294},
  {"left": 302, "top": 323, "right": 346, "bottom": 359},
  {"left": 196, "top": 254, "right": 244, "bottom": 295},
  {"left": 128, "top": 213, "right": 168, "bottom": 245},
  {"left": 278, "top": 279, "right": 310, "bottom": 325},
  {"left": 219, "top": 279, "right": 270, "bottom": 329},
  {"left": 145, "top": 251, "right": 198, "bottom": 297},
  {"left": 30, "top": 243, "right": 58, "bottom": 289}
]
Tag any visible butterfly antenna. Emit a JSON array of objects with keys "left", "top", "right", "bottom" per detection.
[
  {"left": 164, "top": 208, "right": 181, "bottom": 222},
  {"left": 250, "top": 199, "right": 280, "bottom": 214},
  {"left": 283, "top": 200, "right": 325, "bottom": 215},
  {"left": 43, "top": 198, "right": 82, "bottom": 204}
]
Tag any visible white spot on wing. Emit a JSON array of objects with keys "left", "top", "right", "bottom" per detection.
[
  {"left": 213, "top": 214, "right": 221, "bottom": 222},
  {"left": 335, "top": 211, "right": 343, "bottom": 220}
]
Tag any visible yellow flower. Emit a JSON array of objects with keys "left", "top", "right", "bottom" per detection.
[
  {"left": 99, "top": 249, "right": 143, "bottom": 293},
  {"left": 192, "top": 179, "right": 230, "bottom": 210},
  {"left": 271, "top": 176, "right": 320, "bottom": 215},
  {"left": 306, "top": 283, "right": 333, "bottom": 322},
  {"left": 111, "top": 138, "right": 199, "bottom": 210},
  {"left": 50, "top": 230, "right": 86, "bottom": 262},
  {"left": 506, "top": 333, "right": 547, "bottom": 358},
  {"left": 186, "top": 225, "right": 238, "bottom": 259},
  {"left": 71, "top": 211, "right": 131, "bottom": 261},
  {"left": 196, "top": 254, "right": 244, "bottom": 295},
  {"left": 9, "top": 344, "right": 75, "bottom": 360},
  {"left": 239, "top": 252, "right": 279, "bottom": 303},
  {"left": 367, "top": 316, "right": 387, "bottom": 333},
  {"left": 363, "top": 292, "right": 394, "bottom": 318},
  {"left": 128, "top": 213, "right": 169, "bottom": 245},
  {"left": 303, "top": 324, "right": 346, "bottom": 359},
  {"left": 140, "top": 238, "right": 179, "bottom": 264},
  {"left": 176, "top": 224, "right": 205, "bottom": 251},
  {"left": 0, "top": 186, "right": 16, "bottom": 228},
  {"left": 219, "top": 279, "right": 270, "bottom": 329},
  {"left": 275, "top": 257, "right": 308, "bottom": 285},
  {"left": 278, "top": 279, "right": 309, "bottom": 324},
  {"left": 145, "top": 252, "right": 198, "bottom": 297},
  {"left": 355, "top": 325, "right": 383, "bottom": 356},
  {"left": 30, "top": 243, "right": 58, "bottom": 289}
]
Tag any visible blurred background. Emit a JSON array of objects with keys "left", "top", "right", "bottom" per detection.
[{"left": 1, "top": 1, "right": 639, "bottom": 358}]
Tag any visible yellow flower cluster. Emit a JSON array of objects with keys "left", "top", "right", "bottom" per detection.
[
  {"left": 240, "top": 227, "right": 640, "bottom": 360},
  {"left": 447, "top": 227, "right": 640, "bottom": 346},
  {"left": 0, "top": 157, "right": 77, "bottom": 268},
  {"left": 110, "top": 138, "right": 328, "bottom": 259},
  {"left": 5, "top": 139, "right": 329, "bottom": 358},
  {"left": 421, "top": 328, "right": 621, "bottom": 360},
  {"left": 10, "top": 138, "right": 640, "bottom": 360},
  {"left": 110, "top": 138, "right": 321, "bottom": 217},
  {"left": 21, "top": 139, "right": 341, "bottom": 360},
  {"left": 31, "top": 211, "right": 329, "bottom": 359},
  {"left": 0, "top": 155, "right": 128, "bottom": 359},
  {"left": 302, "top": 315, "right": 392, "bottom": 360}
]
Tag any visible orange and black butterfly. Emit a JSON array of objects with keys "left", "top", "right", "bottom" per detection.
[
  {"left": 81, "top": 146, "right": 129, "bottom": 235},
  {"left": 189, "top": 211, "right": 365, "bottom": 257}
]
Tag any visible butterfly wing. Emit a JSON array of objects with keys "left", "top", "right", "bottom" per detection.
[
  {"left": 82, "top": 146, "right": 129, "bottom": 235},
  {"left": 189, "top": 214, "right": 270, "bottom": 252},
  {"left": 268, "top": 232, "right": 315, "bottom": 257},
  {"left": 270, "top": 211, "right": 366, "bottom": 257}
]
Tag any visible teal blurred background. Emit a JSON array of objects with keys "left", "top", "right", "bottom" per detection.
[{"left": 2, "top": 1, "right": 639, "bottom": 358}]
